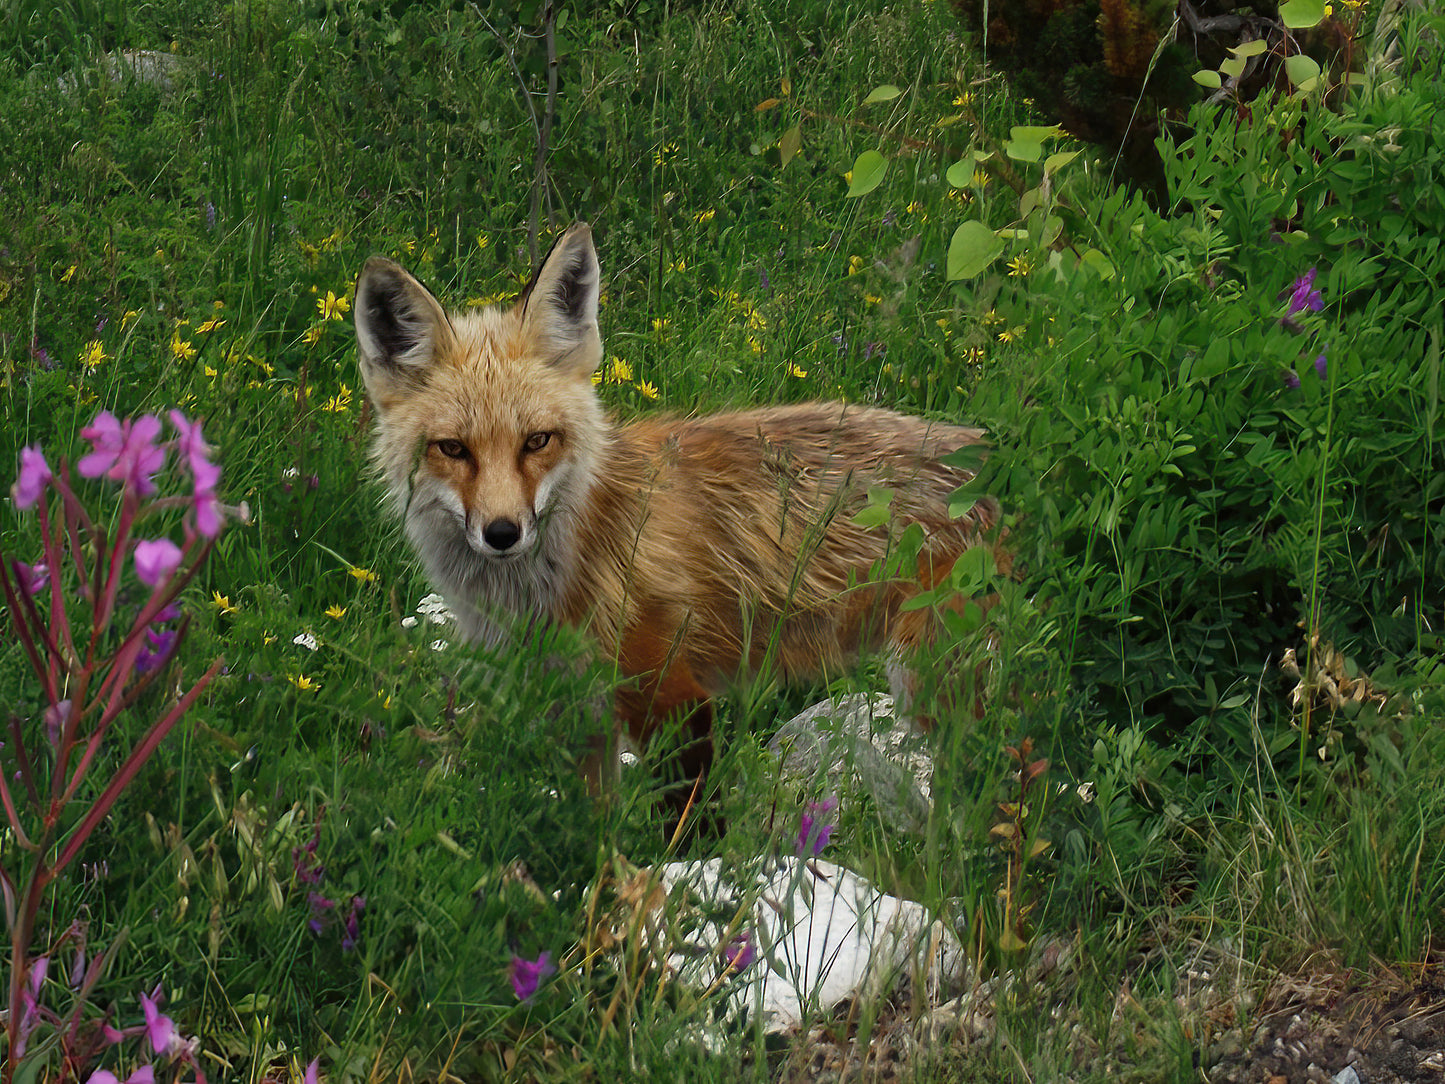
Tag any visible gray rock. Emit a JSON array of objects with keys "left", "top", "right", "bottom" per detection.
[{"left": 769, "top": 693, "right": 933, "bottom": 833}]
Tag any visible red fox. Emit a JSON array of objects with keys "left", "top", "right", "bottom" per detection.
[{"left": 354, "top": 224, "right": 1002, "bottom": 796}]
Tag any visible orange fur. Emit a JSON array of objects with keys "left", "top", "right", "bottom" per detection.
[{"left": 354, "top": 225, "right": 1001, "bottom": 785}]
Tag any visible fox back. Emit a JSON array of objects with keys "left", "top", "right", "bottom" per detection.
[{"left": 355, "top": 225, "right": 1001, "bottom": 754}]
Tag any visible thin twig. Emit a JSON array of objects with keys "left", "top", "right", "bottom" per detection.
[{"left": 529, "top": 0, "right": 559, "bottom": 272}]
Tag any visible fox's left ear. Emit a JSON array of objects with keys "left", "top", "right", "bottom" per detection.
[{"left": 518, "top": 223, "right": 602, "bottom": 380}]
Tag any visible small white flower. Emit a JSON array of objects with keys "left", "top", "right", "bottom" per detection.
[
  {"left": 430, "top": 639, "right": 450, "bottom": 652},
  {"left": 292, "top": 632, "right": 319, "bottom": 651},
  {"left": 282, "top": 466, "right": 299, "bottom": 479},
  {"left": 401, "top": 616, "right": 418, "bottom": 629}
]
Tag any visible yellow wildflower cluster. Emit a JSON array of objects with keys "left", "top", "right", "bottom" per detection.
[
  {"left": 321, "top": 384, "right": 353, "bottom": 413},
  {"left": 654, "top": 142, "right": 679, "bottom": 167},
  {"left": 693, "top": 208, "right": 716, "bottom": 224},
  {"left": 317, "top": 291, "right": 351, "bottom": 321},
  {"left": 81, "top": 340, "right": 108, "bottom": 370}
]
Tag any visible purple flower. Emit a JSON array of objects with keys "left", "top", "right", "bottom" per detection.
[
  {"left": 13, "top": 560, "right": 48, "bottom": 596},
  {"left": 191, "top": 458, "right": 224, "bottom": 538},
  {"left": 509, "top": 950, "right": 556, "bottom": 1003},
  {"left": 134, "top": 538, "right": 183, "bottom": 587},
  {"left": 13, "top": 445, "right": 52, "bottom": 509},
  {"left": 78, "top": 412, "right": 166, "bottom": 496},
  {"left": 43, "top": 700, "right": 71, "bottom": 747},
  {"left": 89, "top": 1069, "right": 156, "bottom": 1084},
  {"left": 341, "top": 896, "right": 366, "bottom": 951},
  {"left": 136, "top": 626, "right": 178, "bottom": 674},
  {"left": 307, "top": 891, "right": 336, "bottom": 935},
  {"left": 139, "top": 989, "right": 178, "bottom": 1055},
  {"left": 1314, "top": 351, "right": 1328, "bottom": 380},
  {"left": 168, "top": 410, "right": 214, "bottom": 476},
  {"left": 303, "top": 1059, "right": 320, "bottom": 1084},
  {"left": 722, "top": 931, "right": 755, "bottom": 972},
  {"left": 796, "top": 796, "right": 839, "bottom": 857},
  {"left": 1284, "top": 370, "right": 1301, "bottom": 389},
  {"left": 1282, "top": 267, "right": 1324, "bottom": 316}
]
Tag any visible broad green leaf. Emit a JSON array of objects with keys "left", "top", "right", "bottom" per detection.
[
  {"left": 1019, "top": 186, "right": 1041, "bottom": 219},
  {"left": 1192, "top": 69, "right": 1222, "bottom": 88},
  {"left": 1280, "top": 0, "right": 1325, "bottom": 27},
  {"left": 1009, "top": 124, "right": 1062, "bottom": 142},
  {"left": 1285, "top": 53, "right": 1321, "bottom": 87},
  {"left": 862, "top": 84, "right": 903, "bottom": 105},
  {"left": 1081, "top": 247, "right": 1116, "bottom": 280},
  {"left": 778, "top": 124, "right": 801, "bottom": 168},
  {"left": 946, "top": 220, "right": 1005, "bottom": 280},
  {"left": 1044, "top": 150, "right": 1080, "bottom": 173},
  {"left": 1004, "top": 138, "right": 1042, "bottom": 162},
  {"left": 1229, "top": 38, "right": 1268, "bottom": 57},
  {"left": 846, "top": 150, "right": 887, "bottom": 197},
  {"left": 1219, "top": 56, "right": 1246, "bottom": 79},
  {"left": 945, "top": 159, "right": 973, "bottom": 187}
]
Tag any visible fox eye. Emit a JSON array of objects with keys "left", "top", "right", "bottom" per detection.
[
  {"left": 523, "top": 432, "right": 553, "bottom": 453},
  {"left": 434, "top": 439, "right": 469, "bottom": 460}
]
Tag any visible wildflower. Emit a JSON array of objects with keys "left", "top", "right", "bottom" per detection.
[
  {"left": 1006, "top": 254, "right": 1033, "bottom": 277},
  {"left": 211, "top": 592, "right": 237, "bottom": 614},
  {"left": 693, "top": 208, "right": 716, "bottom": 224},
  {"left": 12, "top": 446, "right": 52, "bottom": 508},
  {"left": 121, "top": 309, "right": 140, "bottom": 329},
  {"left": 302, "top": 325, "right": 324, "bottom": 346},
  {"left": 1282, "top": 267, "right": 1324, "bottom": 315},
  {"left": 509, "top": 951, "right": 556, "bottom": 1003},
  {"left": 139, "top": 989, "right": 179, "bottom": 1056},
  {"left": 653, "top": 142, "right": 678, "bottom": 167},
  {"left": 347, "top": 566, "right": 378, "bottom": 583},
  {"left": 317, "top": 291, "right": 351, "bottom": 321},
  {"left": 325, "top": 603, "right": 347, "bottom": 619},
  {"left": 78, "top": 412, "right": 166, "bottom": 497},
  {"left": 1314, "top": 351, "right": 1328, "bottom": 380},
  {"left": 61, "top": 264, "right": 77, "bottom": 283},
  {"left": 788, "top": 363, "right": 808, "bottom": 378},
  {"left": 476, "top": 232, "right": 490, "bottom": 250},
  {"left": 134, "top": 538, "right": 183, "bottom": 587},
  {"left": 722, "top": 931, "right": 755, "bottom": 973},
  {"left": 341, "top": 896, "right": 365, "bottom": 950},
  {"left": 81, "top": 340, "right": 108, "bottom": 370},
  {"left": 906, "top": 200, "right": 925, "bottom": 216},
  {"left": 169, "top": 332, "right": 197, "bottom": 361},
  {"left": 289, "top": 673, "right": 319, "bottom": 691},
  {"left": 796, "top": 796, "right": 839, "bottom": 856},
  {"left": 1284, "top": 370, "right": 1302, "bottom": 389},
  {"left": 307, "top": 891, "right": 336, "bottom": 935},
  {"left": 196, "top": 316, "right": 226, "bottom": 334},
  {"left": 303, "top": 1059, "right": 321, "bottom": 1084},
  {"left": 13, "top": 560, "right": 48, "bottom": 596},
  {"left": 293, "top": 631, "right": 319, "bottom": 651},
  {"left": 137, "top": 624, "right": 178, "bottom": 674},
  {"left": 847, "top": 255, "right": 864, "bottom": 276},
  {"left": 864, "top": 293, "right": 882, "bottom": 306},
  {"left": 651, "top": 317, "right": 669, "bottom": 337},
  {"left": 997, "top": 327, "right": 1022, "bottom": 344},
  {"left": 637, "top": 380, "right": 659, "bottom": 400},
  {"left": 953, "top": 91, "right": 974, "bottom": 107}
]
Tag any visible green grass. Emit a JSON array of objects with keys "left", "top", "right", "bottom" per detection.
[{"left": 2, "top": 0, "right": 1444, "bottom": 1080}]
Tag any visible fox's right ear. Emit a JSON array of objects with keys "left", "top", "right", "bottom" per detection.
[{"left": 354, "top": 257, "right": 455, "bottom": 396}]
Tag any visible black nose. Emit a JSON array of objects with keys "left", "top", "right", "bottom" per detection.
[{"left": 483, "top": 518, "right": 522, "bottom": 551}]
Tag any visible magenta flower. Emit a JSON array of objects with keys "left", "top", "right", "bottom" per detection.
[
  {"left": 1282, "top": 267, "right": 1324, "bottom": 316},
  {"left": 134, "top": 538, "right": 183, "bottom": 587},
  {"left": 12, "top": 559, "right": 48, "bottom": 596},
  {"left": 722, "top": 931, "right": 755, "bottom": 972},
  {"left": 341, "top": 896, "right": 366, "bottom": 951},
  {"left": 12, "top": 445, "right": 52, "bottom": 509},
  {"left": 191, "top": 458, "right": 224, "bottom": 538},
  {"left": 303, "top": 1059, "right": 320, "bottom": 1084},
  {"left": 78, "top": 412, "right": 166, "bottom": 496},
  {"left": 508, "top": 950, "right": 556, "bottom": 1003},
  {"left": 139, "top": 989, "right": 178, "bottom": 1055},
  {"left": 136, "top": 626, "right": 178, "bottom": 674},
  {"left": 43, "top": 700, "right": 72, "bottom": 747},
  {"left": 87, "top": 1069, "right": 155, "bottom": 1084},
  {"left": 1314, "top": 351, "right": 1328, "bottom": 380},
  {"left": 1284, "top": 370, "right": 1301, "bottom": 389},
  {"left": 168, "top": 410, "right": 213, "bottom": 475},
  {"left": 796, "top": 796, "right": 839, "bottom": 856}
]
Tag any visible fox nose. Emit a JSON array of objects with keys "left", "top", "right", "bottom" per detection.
[{"left": 483, "top": 518, "right": 522, "bottom": 551}]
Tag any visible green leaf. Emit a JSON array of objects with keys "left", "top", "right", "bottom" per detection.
[
  {"left": 946, "top": 159, "right": 973, "bottom": 187},
  {"left": 1009, "top": 125, "right": 1062, "bottom": 142},
  {"left": 947, "top": 220, "right": 1005, "bottom": 280},
  {"left": 1043, "top": 150, "right": 1080, "bottom": 173},
  {"left": 778, "top": 124, "right": 801, "bottom": 168},
  {"left": 1219, "top": 56, "right": 1246, "bottom": 79},
  {"left": 861, "top": 84, "right": 903, "bottom": 105},
  {"left": 1229, "top": 38, "right": 1268, "bottom": 58},
  {"left": 1192, "top": 69, "right": 1222, "bottom": 88},
  {"left": 1284, "top": 53, "right": 1321, "bottom": 87},
  {"left": 846, "top": 150, "right": 887, "bottom": 197},
  {"left": 1081, "top": 247, "right": 1116, "bottom": 280},
  {"left": 1280, "top": 0, "right": 1325, "bottom": 27},
  {"left": 1004, "top": 138, "right": 1042, "bottom": 163}
]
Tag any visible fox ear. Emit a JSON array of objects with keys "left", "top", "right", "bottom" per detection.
[
  {"left": 354, "top": 257, "right": 455, "bottom": 395},
  {"left": 518, "top": 223, "right": 602, "bottom": 380}
]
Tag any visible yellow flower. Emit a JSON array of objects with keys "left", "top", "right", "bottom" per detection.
[
  {"left": 667, "top": 258, "right": 688, "bottom": 272},
  {"left": 606, "top": 356, "right": 633, "bottom": 383},
  {"left": 121, "top": 310, "right": 140, "bottom": 328},
  {"left": 400, "top": 239, "right": 415, "bottom": 255},
  {"left": 317, "top": 291, "right": 351, "bottom": 321},
  {"left": 325, "top": 604, "right": 347, "bottom": 619},
  {"left": 204, "top": 365, "right": 218, "bottom": 379},
  {"left": 843, "top": 170, "right": 853, "bottom": 185},
  {"left": 288, "top": 673, "right": 320, "bottom": 691},
  {"left": 637, "top": 380, "right": 659, "bottom": 400},
  {"left": 321, "top": 384, "right": 353, "bottom": 413},
  {"left": 80, "top": 340, "right": 108, "bottom": 371},
  {"left": 864, "top": 294, "right": 882, "bottom": 306},
  {"left": 196, "top": 317, "right": 226, "bottom": 334},
  {"left": 982, "top": 309, "right": 1005, "bottom": 326},
  {"left": 1006, "top": 254, "right": 1033, "bottom": 278},
  {"left": 847, "top": 255, "right": 864, "bottom": 276},
  {"left": 906, "top": 201, "right": 925, "bottom": 215},
  {"left": 653, "top": 142, "right": 679, "bottom": 167},
  {"left": 945, "top": 187, "right": 971, "bottom": 205},
  {"left": 692, "top": 208, "right": 715, "bottom": 224},
  {"left": 972, "top": 168, "right": 990, "bottom": 188},
  {"left": 591, "top": 370, "right": 603, "bottom": 386},
  {"left": 475, "top": 232, "right": 490, "bottom": 250},
  {"left": 651, "top": 318, "right": 669, "bottom": 338},
  {"left": 302, "top": 325, "right": 324, "bottom": 346},
  {"left": 747, "top": 309, "right": 767, "bottom": 330},
  {"left": 953, "top": 92, "right": 974, "bottom": 107},
  {"left": 61, "top": 265, "right": 78, "bottom": 283},
  {"left": 348, "top": 566, "right": 379, "bottom": 583},
  {"left": 212, "top": 592, "right": 237, "bottom": 615},
  {"left": 748, "top": 337, "right": 764, "bottom": 355},
  {"left": 788, "top": 363, "right": 808, "bottom": 378},
  {"left": 170, "top": 333, "right": 196, "bottom": 361},
  {"left": 997, "top": 326, "right": 1024, "bottom": 344},
  {"left": 263, "top": 632, "right": 277, "bottom": 645}
]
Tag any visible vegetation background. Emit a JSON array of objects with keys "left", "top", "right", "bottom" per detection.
[{"left": 1, "top": 0, "right": 1443, "bottom": 1079}]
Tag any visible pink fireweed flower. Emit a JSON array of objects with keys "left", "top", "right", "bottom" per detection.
[
  {"left": 12, "top": 445, "right": 52, "bottom": 508},
  {"left": 722, "top": 931, "right": 755, "bottom": 973},
  {"left": 134, "top": 538, "right": 183, "bottom": 587},
  {"left": 79, "top": 412, "right": 167, "bottom": 496},
  {"left": 168, "top": 410, "right": 213, "bottom": 475},
  {"left": 191, "top": 457, "right": 224, "bottom": 538},
  {"left": 796, "top": 796, "right": 839, "bottom": 856},
  {"left": 87, "top": 1068, "right": 155, "bottom": 1084},
  {"left": 303, "top": 1059, "right": 320, "bottom": 1084},
  {"left": 509, "top": 950, "right": 556, "bottom": 1003},
  {"left": 139, "top": 989, "right": 179, "bottom": 1055},
  {"left": 12, "top": 559, "right": 48, "bottom": 596}
]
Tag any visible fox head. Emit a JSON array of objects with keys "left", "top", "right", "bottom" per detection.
[{"left": 354, "top": 224, "right": 606, "bottom": 567}]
